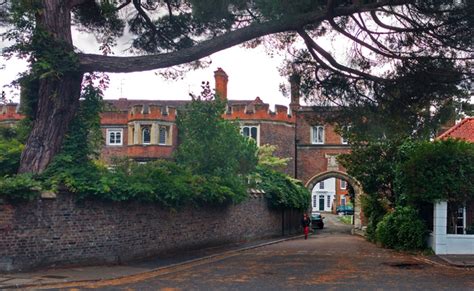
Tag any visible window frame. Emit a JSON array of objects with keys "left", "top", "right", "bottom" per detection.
[
  {"left": 106, "top": 128, "right": 123, "bottom": 146},
  {"left": 142, "top": 126, "right": 151, "bottom": 145},
  {"left": 341, "top": 125, "right": 350, "bottom": 145},
  {"left": 312, "top": 125, "right": 325, "bottom": 144},
  {"left": 241, "top": 124, "right": 260, "bottom": 146},
  {"left": 319, "top": 180, "right": 325, "bottom": 189},
  {"left": 340, "top": 179, "right": 347, "bottom": 190},
  {"left": 158, "top": 125, "right": 169, "bottom": 145}
]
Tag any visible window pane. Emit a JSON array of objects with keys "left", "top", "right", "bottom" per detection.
[
  {"left": 159, "top": 127, "right": 167, "bottom": 144},
  {"left": 108, "top": 130, "right": 122, "bottom": 145},
  {"left": 340, "top": 180, "right": 347, "bottom": 189},
  {"left": 142, "top": 127, "right": 151, "bottom": 144},
  {"left": 319, "top": 181, "right": 324, "bottom": 189},
  {"left": 447, "top": 202, "right": 466, "bottom": 234},
  {"left": 318, "top": 126, "right": 324, "bottom": 143},
  {"left": 251, "top": 127, "right": 258, "bottom": 140},
  {"left": 243, "top": 127, "right": 250, "bottom": 137}
]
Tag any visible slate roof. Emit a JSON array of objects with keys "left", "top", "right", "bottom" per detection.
[
  {"left": 437, "top": 117, "right": 474, "bottom": 142},
  {"left": 104, "top": 98, "right": 255, "bottom": 111}
]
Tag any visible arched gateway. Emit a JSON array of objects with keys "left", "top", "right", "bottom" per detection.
[{"left": 305, "top": 170, "right": 365, "bottom": 229}]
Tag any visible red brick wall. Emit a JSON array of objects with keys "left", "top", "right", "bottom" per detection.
[
  {"left": 295, "top": 111, "right": 350, "bottom": 185},
  {"left": 0, "top": 193, "right": 302, "bottom": 272},
  {"left": 259, "top": 122, "right": 295, "bottom": 176}
]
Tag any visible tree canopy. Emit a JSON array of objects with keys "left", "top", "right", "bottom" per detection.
[
  {"left": 396, "top": 139, "right": 474, "bottom": 204},
  {"left": 0, "top": 0, "right": 472, "bottom": 173}
]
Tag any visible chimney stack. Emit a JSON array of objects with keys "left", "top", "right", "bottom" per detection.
[
  {"left": 214, "top": 68, "right": 228, "bottom": 101},
  {"left": 289, "top": 73, "right": 301, "bottom": 113}
]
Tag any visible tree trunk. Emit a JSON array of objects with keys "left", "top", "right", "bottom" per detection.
[
  {"left": 18, "top": 74, "right": 83, "bottom": 173},
  {"left": 18, "top": 0, "right": 83, "bottom": 174}
]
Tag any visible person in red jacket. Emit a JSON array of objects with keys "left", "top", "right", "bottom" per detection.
[{"left": 301, "top": 213, "right": 311, "bottom": 239}]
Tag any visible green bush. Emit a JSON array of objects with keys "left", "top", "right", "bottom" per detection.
[
  {"left": 0, "top": 138, "right": 23, "bottom": 176},
  {"left": 256, "top": 166, "right": 310, "bottom": 210},
  {"left": 0, "top": 174, "right": 41, "bottom": 202},
  {"left": 361, "top": 194, "right": 388, "bottom": 242},
  {"left": 375, "top": 206, "right": 427, "bottom": 251}
]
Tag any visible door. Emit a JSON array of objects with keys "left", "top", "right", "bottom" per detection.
[{"left": 319, "top": 195, "right": 325, "bottom": 211}]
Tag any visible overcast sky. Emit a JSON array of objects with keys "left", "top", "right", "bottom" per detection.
[{"left": 1, "top": 27, "right": 293, "bottom": 109}]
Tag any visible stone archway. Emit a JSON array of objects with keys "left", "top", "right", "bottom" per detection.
[{"left": 305, "top": 170, "right": 365, "bottom": 229}]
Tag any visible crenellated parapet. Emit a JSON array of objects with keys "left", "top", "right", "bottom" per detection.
[
  {"left": 224, "top": 101, "right": 295, "bottom": 124},
  {"left": 0, "top": 103, "right": 23, "bottom": 125},
  {"left": 127, "top": 104, "right": 177, "bottom": 122}
]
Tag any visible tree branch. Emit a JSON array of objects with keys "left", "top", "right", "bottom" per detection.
[
  {"left": 116, "top": 0, "right": 132, "bottom": 11},
  {"left": 78, "top": 0, "right": 411, "bottom": 73},
  {"left": 298, "top": 29, "right": 387, "bottom": 82}
]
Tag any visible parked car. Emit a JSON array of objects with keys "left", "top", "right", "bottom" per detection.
[
  {"left": 336, "top": 205, "right": 354, "bottom": 215},
  {"left": 311, "top": 213, "right": 324, "bottom": 229}
]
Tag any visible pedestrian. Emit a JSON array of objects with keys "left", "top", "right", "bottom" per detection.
[{"left": 301, "top": 213, "right": 311, "bottom": 240}]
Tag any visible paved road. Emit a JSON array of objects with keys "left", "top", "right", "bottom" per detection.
[{"left": 49, "top": 214, "right": 474, "bottom": 290}]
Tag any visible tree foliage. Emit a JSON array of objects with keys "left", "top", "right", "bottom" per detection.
[
  {"left": 396, "top": 139, "right": 474, "bottom": 204},
  {"left": 257, "top": 166, "right": 310, "bottom": 210},
  {"left": 0, "top": 0, "right": 472, "bottom": 172},
  {"left": 175, "top": 83, "right": 258, "bottom": 178}
]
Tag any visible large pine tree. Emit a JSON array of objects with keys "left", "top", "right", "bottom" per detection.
[{"left": 0, "top": 0, "right": 472, "bottom": 173}]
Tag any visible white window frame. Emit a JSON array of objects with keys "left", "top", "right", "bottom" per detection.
[
  {"left": 106, "top": 128, "right": 123, "bottom": 146},
  {"left": 341, "top": 125, "right": 350, "bottom": 145},
  {"left": 241, "top": 124, "right": 260, "bottom": 146},
  {"left": 341, "top": 135, "right": 348, "bottom": 145},
  {"left": 340, "top": 179, "right": 347, "bottom": 190},
  {"left": 312, "top": 125, "right": 325, "bottom": 144},
  {"left": 319, "top": 180, "right": 325, "bottom": 189}
]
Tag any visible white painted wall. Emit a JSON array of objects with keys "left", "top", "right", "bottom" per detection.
[
  {"left": 431, "top": 201, "right": 474, "bottom": 254},
  {"left": 311, "top": 178, "right": 336, "bottom": 213}
]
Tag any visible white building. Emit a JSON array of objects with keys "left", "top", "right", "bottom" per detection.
[
  {"left": 311, "top": 178, "right": 336, "bottom": 213},
  {"left": 429, "top": 118, "right": 474, "bottom": 254}
]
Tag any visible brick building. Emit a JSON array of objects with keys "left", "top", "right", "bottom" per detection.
[{"left": 0, "top": 68, "right": 354, "bottom": 214}]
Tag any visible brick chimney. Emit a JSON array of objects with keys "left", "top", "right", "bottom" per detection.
[
  {"left": 214, "top": 68, "right": 228, "bottom": 101},
  {"left": 289, "top": 73, "right": 301, "bottom": 113}
]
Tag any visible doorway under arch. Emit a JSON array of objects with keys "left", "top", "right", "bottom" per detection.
[{"left": 305, "top": 170, "right": 365, "bottom": 229}]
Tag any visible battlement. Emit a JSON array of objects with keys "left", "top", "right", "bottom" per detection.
[
  {"left": 128, "top": 104, "right": 177, "bottom": 121},
  {"left": 225, "top": 101, "right": 295, "bottom": 124},
  {"left": 0, "top": 104, "right": 23, "bottom": 124}
]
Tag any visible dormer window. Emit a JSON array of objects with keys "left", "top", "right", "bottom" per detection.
[{"left": 312, "top": 125, "right": 324, "bottom": 144}]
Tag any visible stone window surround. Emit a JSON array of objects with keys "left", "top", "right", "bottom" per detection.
[{"left": 128, "top": 121, "right": 173, "bottom": 146}]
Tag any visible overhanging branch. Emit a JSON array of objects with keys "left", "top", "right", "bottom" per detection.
[{"left": 78, "top": 0, "right": 411, "bottom": 73}]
